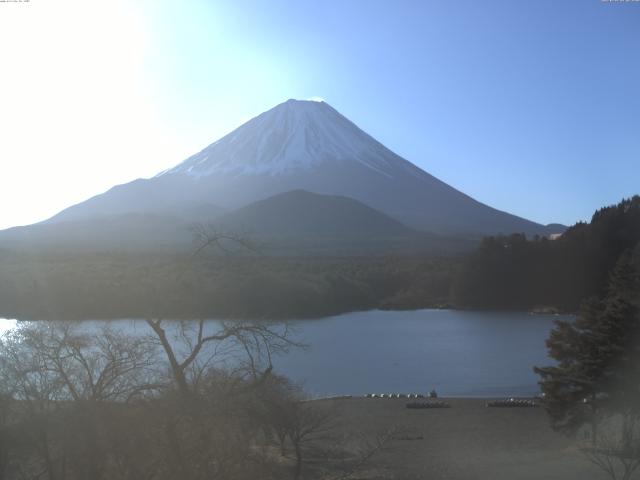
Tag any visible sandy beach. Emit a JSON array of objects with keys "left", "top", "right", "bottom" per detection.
[{"left": 324, "top": 397, "right": 606, "bottom": 480}]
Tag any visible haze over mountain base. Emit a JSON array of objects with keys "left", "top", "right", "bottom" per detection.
[{"left": 0, "top": 99, "right": 563, "bottom": 255}]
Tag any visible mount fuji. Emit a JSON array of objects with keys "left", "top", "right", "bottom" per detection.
[{"left": 6, "top": 99, "right": 561, "bottom": 252}]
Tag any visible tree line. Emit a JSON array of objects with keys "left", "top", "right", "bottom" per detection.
[
  {"left": 0, "top": 253, "right": 457, "bottom": 321},
  {"left": 535, "top": 242, "right": 640, "bottom": 480},
  {"left": 452, "top": 196, "right": 640, "bottom": 311},
  {"left": 450, "top": 196, "right": 640, "bottom": 479}
]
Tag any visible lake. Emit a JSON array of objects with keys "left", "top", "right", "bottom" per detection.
[{"left": 0, "top": 309, "right": 568, "bottom": 397}]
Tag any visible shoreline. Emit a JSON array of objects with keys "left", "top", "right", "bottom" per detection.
[
  {"left": 0, "top": 306, "right": 576, "bottom": 323},
  {"left": 312, "top": 395, "right": 545, "bottom": 403},
  {"left": 319, "top": 397, "right": 598, "bottom": 479}
]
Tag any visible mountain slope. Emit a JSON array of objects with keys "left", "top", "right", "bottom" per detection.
[
  {"left": 0, "top": 213, "right": 193, "bottom": 252},
  {"left": 45, "top": 99, "right": 560, "bottom": 237},
  {"left": 216, "top": 190, "right": 417, "bottom": 238},
  {"left": 0, "top": 192, "right": 471, "bottom": 255}
]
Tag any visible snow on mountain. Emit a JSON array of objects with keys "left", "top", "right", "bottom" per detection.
[
  {"left": 43, "top": 99, "right": 561, "bottom": 237},
  {"left": 159, "top": 99, "right": 421, "bottom": 179}
]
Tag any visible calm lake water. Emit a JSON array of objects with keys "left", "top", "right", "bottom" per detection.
[{"left": 0, "top": 309, "right": 569, "bottom": 397}]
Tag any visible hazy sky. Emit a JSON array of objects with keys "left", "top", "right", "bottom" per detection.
[{"left": 1, "top": 0, "right": 638, "bottom": 229}]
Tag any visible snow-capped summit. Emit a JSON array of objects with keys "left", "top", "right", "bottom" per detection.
[
  {"left": 45, "top": 99, "right": 559, "bottom": 237},
  {"left": 159, "top": 99, "right": 418, "bottom": 179}
]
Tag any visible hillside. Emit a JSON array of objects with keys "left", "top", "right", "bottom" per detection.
[
  {"left": 452, "top": 196, "right": 640, "bottom": 311},
  {"left": 45, "top": 100, "right": 561, "bottom": 238},
  {"left": 216, "top": 190, "right": 416, "bottom": 239}
]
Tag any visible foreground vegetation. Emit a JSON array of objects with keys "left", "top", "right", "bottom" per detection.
[
  {"left": 0, "top": 318, "right": 617, "bottom": 480},
  {"left": 0, "top": 198, "right": 638, "bottom": 479},
  {"left": 534, "top": 245, "right": 640, "bottom": 480},
  {"left": 0, "top": 320, "right": 392, "bottom": 480},
  {"left": 327, "top": 397, "right": 603, "bottom": 480}
]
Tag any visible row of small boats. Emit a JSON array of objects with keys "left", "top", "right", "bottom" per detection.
[
  {"left": 486, "top": 398, "right": 538, "bottom": 408},
  {"left": 365, "top": 394, "right": 540, "bottom": 408},
  {"left": 365, "top": 393, "right": 434, "bottom": 399}
]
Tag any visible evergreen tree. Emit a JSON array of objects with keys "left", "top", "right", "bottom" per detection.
[
  {"left": 534, "top": 246, "right": 640, "bottom": 441},
  {"left": 454, "top": 196, "right": 640, "bottom": 310},
  {"left": 534, "top": 298, "right": 605, "bottom": 438},
  {"left": 604, "top": 247, "right": 640, "bottom": 418}
]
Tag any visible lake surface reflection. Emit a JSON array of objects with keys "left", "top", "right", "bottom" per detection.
[{"left": 0, "top": 309, "right": 569, "bottom": 397}]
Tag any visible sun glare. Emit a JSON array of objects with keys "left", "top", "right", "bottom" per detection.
[{"left": 0, "top": 1, "right": 170, "bottom": 228}]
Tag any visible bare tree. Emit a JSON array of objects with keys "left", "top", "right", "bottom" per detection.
[
  {"left": 144, "top": 319, "right": 298, "bottom": 397},
  {"left": 326, "top": 426, "right": 397, "bottom": 480},
  {"left": 260, "top": 380, "right": 394, "bottom": 480},
  {"left": 287, "top": 400, "right": 340, "bottom": 480},
  {"left": 257, "top": 377, "right": 344, "bottom": 480},
  {"left": 0, "top": 322, "right": 162, "bottom": 480},
  {"left": 581, "top": 413, "right": 640, "bottom": 480},
  {"left": 189, "top": 224, "right": 258, "bottom": 258},
  {"left": 10, "top": 322, "right": 160, "bottom": 403},
  {"left": 144, "top": 225, "right": 300, "bottom": 397},
  {"left": 0, "top": 226, "right": 361, "bottom": 480},
  {"left": 134, "top": 226, "right": 307, "bottom": 479}
]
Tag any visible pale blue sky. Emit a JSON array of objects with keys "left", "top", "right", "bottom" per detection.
[{"left": 1, "top": 0, "right": 638, "bottom": 228}]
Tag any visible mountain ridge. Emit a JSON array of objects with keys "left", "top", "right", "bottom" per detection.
[
  {"left": 41, "top": 99, "right": 563, "bottom": 239},
  {"left": 216, "top": 189, "right": 417, "bottom": 238},
  {"left": 158, "top": 99, "right": 422, "bottom": 179}
]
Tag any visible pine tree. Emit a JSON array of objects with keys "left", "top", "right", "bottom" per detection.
[
  {"left": 534, "top": 246, "right": 640, "bottom": 442},
  {"left": 600, "top": 249, "right": 640, "bottom": 417}
]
